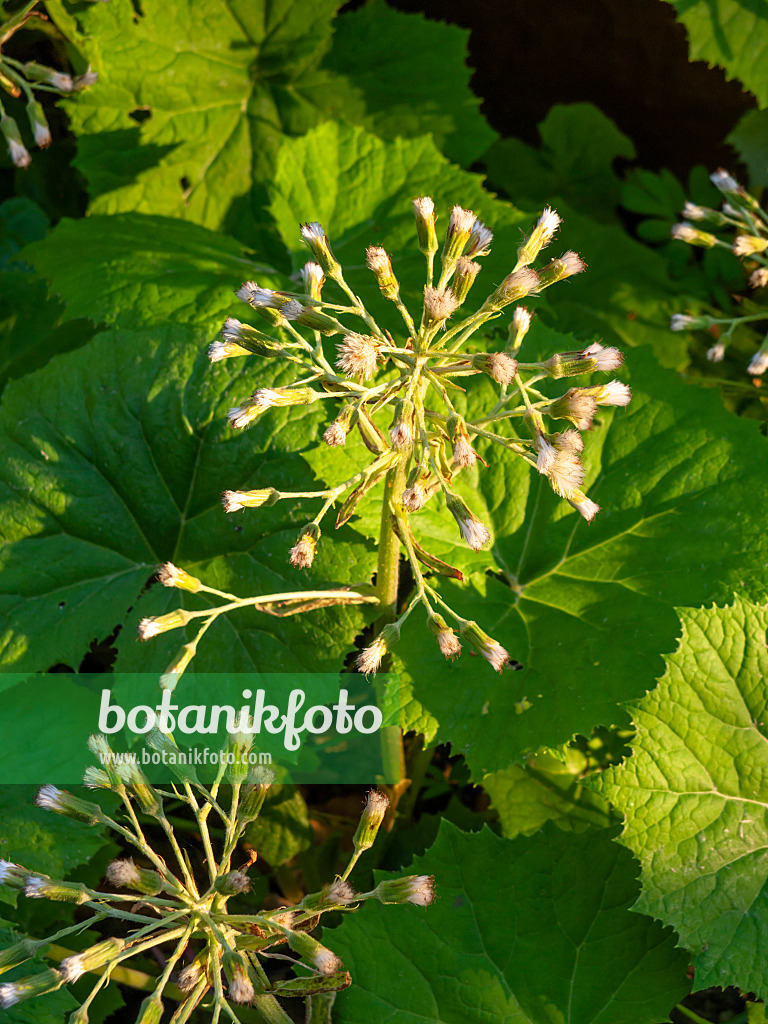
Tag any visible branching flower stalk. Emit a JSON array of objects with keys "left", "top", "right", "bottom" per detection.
[
  {"left": 670, "top": 168, "right": 768, "bottom": 374},
  {"left": 139, "top": 198, "right": 632, "bottom": 679},
  {"left": 0, "top": 736, "right": 434, "bottom": 1023},
  {"left": 0, "top": 1, "right": 97, "bottom": 167}
]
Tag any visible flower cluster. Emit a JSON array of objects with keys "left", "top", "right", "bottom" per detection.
[
  {"left": 0, "top": 2, "right": 97, "bottom": 168},
  {"left": 0, "top": 737, "right": 434, "bottom": 1022},
  {"left": 670, "top": 168, "right": 768, "bottom": 374},
  {"left": 138, "top": 197, "right": 631, "bottom": 679}
]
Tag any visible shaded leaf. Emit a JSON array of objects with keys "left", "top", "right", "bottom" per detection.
[
  {"left": 329, "top": 820, "right": 689, "bottom": 1024},
  {"left": 243, "top": 786, "right": 313, "bottom": 866}
]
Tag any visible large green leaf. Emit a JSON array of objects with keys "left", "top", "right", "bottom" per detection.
[
  {"left": 328, "top": 820, "right": 689, "bottom": 1024},
  {"left": 728, "top": 108, "right": 768, "bottom": 190},
  {"left": 243, "top": 786, "right": 313, "bottom": 866},
  {"left": 46, "top": 0, "right": 492, "bottom": 248},
  {"left": 391, "top": 342, "right": 768, "bottom": 779},
  {"left": 663, "top": 0, "right": 768, "bottom": 107},
  {"left": 0, "top": 216, "right": 376, "bottom": 675},
  {"left": 594, "top": 597, "right": 768, "bottom": 997}
]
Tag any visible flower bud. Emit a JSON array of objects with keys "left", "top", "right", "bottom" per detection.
[
  {"left": 137, "top": 608, "right": 194, "bottom": 641},
  {"left": 524, "top": 408, "right": 557, "bottom": 473},
  {"left": 464, "top": 218, "right": 493, "bottom": 258},
  {"left": 0, "top": 968, "right": 64, "bottom": 1008},
  {"left": 366, "top": 245, "right": 400, "bottom": 301},
  {"left": 300, "top": 222, "right": 341, "bottom": 279},
  {"left": 516, "top": 207, "right": 561, "bottom": 268},
  {"left": 0, "top": 115, "right": 30, "bottom": 169},
  {"left": 60, "top": 939, "right": 125, "bottom": 983},
  {"left": 222, "top": 952, "right": 254, "bottom": 1004},
  {"left": 114, "top": 761, "right": 162, "bottom": 816},
  {"left": 35, "top": 785, "right": 102, "bottom": 826},
  {"left": 445, "top": 493, "right": 490, "bottom": 550},
  {"left": 289, "top": 523, "right": 319, "bottom": 569},
  {"left": 707, "top": 342, "right": 725, "bottom": 363},
  {"left": 157, "top": 562, "right": 201, "bottom": 593},
  {"left": 733, "top": 235, "right": 768, "bottom": 257},
  {"left": 568, "top": 489, "right": 601, "bottom": 522},
  {"left": 249, "top": 386, "right": 319, "bottom": 410},
  {"left": 282, "top": 299, "right": 343, "bottom": 334},
  {"left": 544, "top": 342, "right": 623, "bottom": 378},
  {"left": 0, "top": 936, "right": 44, "bottom": 973},
  {"left": 0, "top": 860, "right": 28, "bottom": 889},
  {"left": 412, "top": 196, "right": 438, "bottom": 255},
  {"left": 748, "top": 336, "right": 768, "bottom": 377},
  {"left": 427, "top": 613, "right": 461, "bottom": 660},
  {"left": 401, "top": 482, "right": 428, "bottom": 511},
  {"left": 177, "top": 955, "right": 208, "bottom": 993},
  {"left": 23, "top": 62, "right": 73, "bottom": 91},
  {"left": 238, "top": 771, "right": 274, "bottom": 823},
  {"left": 221, "top": 488, "right": 279, "bottom": 513},
  {"left": 235, "top": 283, "right": 290, "bottom": 309},
  {"left": 389, "top": 399, "right": 414, "bottom": 450},
  {"left": 710, "top": 168, "right": 743, "bottom": 197},
  {"left": 285, "top": 930, "right": 343, "bottom": 976},
  {"left": 356, "top": 623, "right": 399, "bottom": 676},
  {"left": 459, "top": 621, "right": 510, "bottom": 672},
  {"left": 448, "top": 415, "right": 477, "bottom": 469},
  {"left": 27, "top": 100, "right": 51, "bottom": 148},
  {"left": 452, "top": 257, "right": 481, "bottom": 303},
  {"left": 670, "top": 222, "right": 717, "bottom": 248},
  {"left": 352, "top": 789, "right": 390, "bottom": 856},
  {"left": 106, "top": 858, "right": 164, "bottom": 895},
  {"left": 215, "top": 870, "right": 252, "bottom": 895},
  {"left": 220, "top": 318, "right": 286, "bottom": 357},
  {"left": 301, "top": 878, "right": 357, "bottom": 911},
  {"left": 536, "top": 251, "right": 587, "bottom": 288},
  {"left": 25, "top": 876, "right": 90, "bottom": 904},
  {"left": 159, "top": 641, "right": 198, "bottom": 692},
  {"left": 135, "top": 993, "right": 164, "bottom": 1024},
  {"left": 507, "top": 307, "right": 532, "bottom": 353},
  {"left": 547, "top": 389, "right": 599, "bottom": 431},
  {"left": 323, "top": 404, "right": 357, "bottom": 447},
  {"left": 484, "top": 267, "right": 540, "bottom": 311},
  {"left": 227, "top": 397, "right": 268, "bottom": 430},
  {"left": 441, "top": 206, "right": 475, "bottom": 266},
  {"left": 301, "top": 261, "right": 325, "bottom": 301},
  {"left": 372, "top": 874, "right": 436, "bottom": 906}
]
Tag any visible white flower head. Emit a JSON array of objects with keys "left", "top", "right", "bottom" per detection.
[
  {"left": 356, "top": 637, "right": 387, "bottom": 676},
  {"left": 535, "top": 435, "right": 557, "bottom": 474},
  {"left": 228, "top": 969, "right": 254, "bottom": 1004},
  {"left": 227, "top": 401, "right": 262, "bottom": 430},
  {"left": 405, "top": 875, "right": 436, "bottom": 906},
  {"left": 569, "top": 491, "right": 601, "bottom": 522},
  {"left": 73, "top": 69, "right": 99, "bottom": 90},
  {"left": 484, "top": 352, "right": 518, "bottom": 385},
  {"left": 221, "top": 488, "right": 274, "bottom": 513},
  {"left": 60, "top": 953, "right": 86, "bottom": 983},
  {"left": 512, "top": 306, "right": 532, "bottom": 333},
  {"left": 748, "top": 351, "right": 768, "bottom": 376},
  {"left": 499, "top": 267, "right": 540, "bottom": 303},
  {"left": 548, "top": 449, "right": 585, "bottom": 499},
  {"left": 7, "top": 138, "right": 31, "bottom": 169},
  {"left": 465, "top": 218, "right": 493, "bottom": 257},
  {"left": 326, "top": 879, "right": 357, "bottom": 904},
  {"left": 682, "top": 202, "right": 707, "bottom": 220},
  {"left": 436, "top": 626, "right": 461, "bottom": 660},
  {"left": 710, "top": 168, "right": 740, "bottom": 194},
  {"left": 448, "top": 205, "right": 476, "bottom": 237},
  {"left": 558, "top": 251, "right": 586, "bottom": 277},
  {"left": 538, "top": 206, "right": 562, "bottom": 244},
  {"left": 314, "top": 948, "right": 342, "bottom": 976},
  {"left": 749, "top": 268, "right": 768, "bottom": 289},
  {"left": 24, "top": 876, "right": 48, "bottom": 899},
  {"left": 300, "top": 261, "right": 325, "bottom": 297},
  {"left": 209, "top": 340, "right": 246, "bottom": 362},
  {"left": 554, "top": 429, "right": 584, "bottom": 453},
  {"left": 300, "top": 221, "right": 326, "bottom": 244},
  {"left": 35, "top": 785, "right": 65, "bottom": 813},
  {"left": 583, "top": 342, "right": 623, "bottom": 372},
  {"left": 390, "top": 421, "right": 412, "bottom": 450},
  {"left": 33, "top": 121, "right": 52, "bottom": 148},
  {"left": 733, "top": 235, "right": 768, "bottom": 257},
  {"left": 178, "top": 962, "right": 203, "bottom": 993},
  {"left": 0, "top": 982, "right": 21, "bottom": 1008},
  {"left": 670, "top": 314, "right": 696, "bottom": 332},
  {"left": 412, "top": 195, "right": 434, "bottom": 218},
  {"left": 289, "top": 533, "right": 316, "bottom": 569},
  {"left": 597, "top": 380, "right": 632, "bottom": 406},
  {"left": 447, "top": 494, "right": 490, "bottom": 550},
  {"left": 707, "top": 342, "right": 725, "bottom": 363},
  {"left": 236, "top": 282, "right": 276, "bottom": 307}
]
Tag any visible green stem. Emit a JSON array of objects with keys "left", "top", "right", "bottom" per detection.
[
  {"left": 375, "top": 458, "right": 408, "bottom": 621},
  {"left": 674, "top": 1004, "right": 716, "bottom": 1024}
]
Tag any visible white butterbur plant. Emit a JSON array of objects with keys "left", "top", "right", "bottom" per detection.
[
  {"left": 138, "top": 197, "right": 631, "bottom": 679},
  {"left": 670, "top": 168, "right": 768, "bottom": 375},
  {"left": 0, "top": 736, "right": 433, "bottom": 1022}
]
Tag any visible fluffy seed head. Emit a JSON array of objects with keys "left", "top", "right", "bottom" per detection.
[
  {"left": 356, "top": 637, "right": 387, "bottom": 676},
  {"left": 485, "top": 352, "right": 518, "bottom": 384},
  {"left": 452, "top": 434, "right": 477, "bottom": 469},
  {"left": 496, "top": 267, "right": 540, "bottom": 304},
  {"left": 326, "top": 879, "right": 357, "bottom": 904},
  {"left": 557, "top": 251, "right": 586, "bottom": 277},
  {"left": 401, "top": 483, "right": 427, "bottom": 511},
  {"left": 390, "top": 421, "right": 412, "bottom": 450},
  {"left": 750, "top": 268, "right": 768, "bottom": 289},
  {"left": 228, "top": 969, "right": 254, "bottom": 1005},
  {"left": 554, "top": 429, "right": 584, "bottom": 453},
  {"left": 323, "top": 419, "right": 350, "bottom": 447},
  {"left": 177, "top": 962, "right": 204, "bottom": 993},
  {"left": 447, "top": 205, "right": 476, "bottom": 237},
  {"left": 106, "top": 859, "right": 141, "bottom": 888},
  {"left": 337, "top": 332, "right": 381, "bottom": 379},
  {"left": 437, "top": 627, "right": 461, "bottom": 659},
  {"left": 548, "top": 449, "right": 585, "bottom": 498},
  {"left": 423, "top": 286, "right": 460, "bottom": 324},
  {"left": 535, "top": 436, "right": 557, "bottom": 474},
  {"left": 314, "top": 949, "right": 343, "bottom": 976}
]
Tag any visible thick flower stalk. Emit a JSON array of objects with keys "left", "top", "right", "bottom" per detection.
[
  {"left": 0, "top": 1, "right": 97, "bottom": 168},
  {"left": 670, "top": 168, "right": 768, "bottom": 374},
  {"left": 0, "top": 735, "right": 433, "bottom": 1023},
  {"left": 140, "top": 198, "right": 631, "bottom": 678}
]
